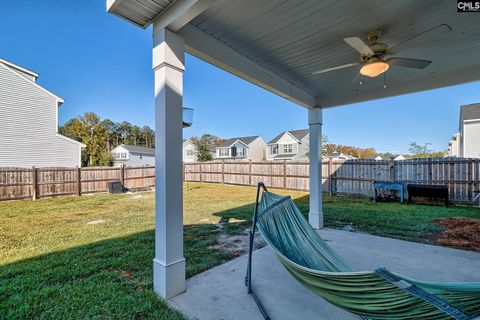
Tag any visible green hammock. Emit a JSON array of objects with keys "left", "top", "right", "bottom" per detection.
[{"left": 245, "top": 183, "right": 480, "bottom": 320}]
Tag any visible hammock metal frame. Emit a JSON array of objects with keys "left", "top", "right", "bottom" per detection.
[{"left": 245, "top": 182, "right": 480, "bottom": 320}]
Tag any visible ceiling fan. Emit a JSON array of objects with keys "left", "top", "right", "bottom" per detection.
[{"left": 312, "top": 24, "right": 452, "bottom": 82}]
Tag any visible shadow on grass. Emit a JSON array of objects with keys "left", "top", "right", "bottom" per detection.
[{"left": 0, "top": 194, "right": 292, "bottom": 320}]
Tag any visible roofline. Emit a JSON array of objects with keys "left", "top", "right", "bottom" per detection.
[
  {"left": 111, "top": 144, "right": 155, "bottom": 154},
  {"left": 217, "top": 139, "right": 250, "bottom": 148},
  {"left": 56, "top": 134, "right": 86, "bottom": 147},
  {"left": 0, "top": 58, "right": 39, "bottom": 79},
  {"left": 0, "top": 60, "right": 63, "bottom": 103},
  {"left": 268, "top": 131, "right": 303, "bottom": 144}
]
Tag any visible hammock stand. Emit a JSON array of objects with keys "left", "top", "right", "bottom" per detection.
[{"left": 245, "top": 182, "right": 480, "bottom": 320}]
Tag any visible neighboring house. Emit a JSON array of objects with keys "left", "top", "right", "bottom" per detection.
[
  {"left": 0, "top": 58, "right": 85, "bottom": 167},
  {"left": 215, "top": 136, "right": 266, "bottom": 161},
  {"left": 183, "top": 139, "right": 197, "bottom": 163},
  {"left": 183, "top": 138, "right": 216, "bottom": 162},
  {"left": 327, "top": 152, "right": 357, "bottom": 161},
  {"left": 447, "top": 133, "right": 461, "bottom": 157},
  {"left": 111, "top": 144, "right": 155, "bottom": 166},
  {"left": 393, "top": 155, "right": 406, "bottom": 161},
  {"left": 447, "top": 103, "right": 480, "bottom": 158},
  {"left": 368, "top": 156, "right": 383, "bottom": 161},
  {"left": 266, "top": 129, "right": 309, "bottom": 161}
]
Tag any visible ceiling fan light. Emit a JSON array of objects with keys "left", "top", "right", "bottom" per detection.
[{"left": 360, "top": 60, "right": 389, "bottom": 78}]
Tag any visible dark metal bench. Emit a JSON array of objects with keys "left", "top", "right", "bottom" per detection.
[
  {"left": 407, "top": 184, "right": 448, "bottom": 207},
  {"left": 373, "top": 181, "right": 405, "bottom": 203}
]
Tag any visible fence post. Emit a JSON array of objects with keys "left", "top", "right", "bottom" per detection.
[
  {"left": 199, "top": 162, "right": 202, "bottom": 182},
  {"left": 248, "top": 160, "right": 252, "bottom": 186},
  {"left": 32, "top": 166, "right": 38, "bottom": 200},
  {"left": 221, "top": 160, "right": 225, "bottom": 184},
  {"left": 76, "top": 167, "right": 82, "bottom": 196},
  {"left": 283, "top": 160, "right": 287, "bottom": 189},
  {"left": 120, "top": 165, "right": 125, "bottom": 187},
  {"left": 328, "top": 160, "right": 333, "bottom": 196},
  {"left": 427, "top": 158, "right": 433, "bottom": 183},
  {"left": 389, "top": 160, "right": 395, "bottom": 182}
]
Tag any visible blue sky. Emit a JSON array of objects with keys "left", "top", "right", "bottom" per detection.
[{"left": 1, "top": 1, "right": 479, "bottom": 154}]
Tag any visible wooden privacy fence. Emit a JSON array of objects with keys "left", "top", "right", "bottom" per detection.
[
  {"left": 1, "top": 158, "right": 480, "bottom": 204},
  {"left": 0, "top": 166, "right": 155, "bottom": 201},
  {"left": 184, "top": 158, "right": 480, "bottom": 204}
]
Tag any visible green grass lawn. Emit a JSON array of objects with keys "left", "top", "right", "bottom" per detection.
[{"left": 1, "top": 182, "right": 479, "bottom": 319}]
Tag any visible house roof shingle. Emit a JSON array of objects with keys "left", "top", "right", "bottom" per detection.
[
  {"left": 460, "top": 103, "right": 480, "bottom": 122},
  {"left": 217, "top": 136, "right": 259, "bottom": 148},
  {"left": 268, "top": 129, "right": 309, "bottom": 144},
  {"left": 119, "top": 144, "right": 155, "bottom": 155}
]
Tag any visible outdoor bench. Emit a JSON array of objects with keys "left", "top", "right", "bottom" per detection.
[{"left": 407, "top": 184, "right": 448, "bottom": 207}]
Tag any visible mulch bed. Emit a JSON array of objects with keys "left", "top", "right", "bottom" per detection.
[{"left": 433, "top": 217, "right": 480, "bottom": 252}]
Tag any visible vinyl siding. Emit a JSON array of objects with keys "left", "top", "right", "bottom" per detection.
[
  {"left": 463, "top": 120, "right": 480, "bottom": 158},
  {"left": 0, "top": 63, "right": 82, "bottom": 168},
  {"left": 246, "top": 137, "right": 266, "bottom": 161}
]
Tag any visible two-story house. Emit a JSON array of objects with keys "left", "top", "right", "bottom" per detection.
[
  {"left": 215, "top": 136, "right": 266, "bottom": 161},
  {"left": 111, "top": 144, "right": 155, "bottom": 166},
  {"left": 266, "top": 129, "right": 309, "bottom": 161},
  {"left": 448, "top": 103, "right": 480, "bottom": 158},
  {"left": 0, "top": 58, "right": 85, "bottom": 167}
]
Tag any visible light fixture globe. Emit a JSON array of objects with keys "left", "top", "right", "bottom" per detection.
[{"left": 360, "top": 58, "right": 389, "bottom": 78}]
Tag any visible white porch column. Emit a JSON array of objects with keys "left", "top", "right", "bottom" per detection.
[
  {"left": 308, "top": 107, "right": 323, "bottom": 229},
  {"left": 152, "top": 25, "right": 185, "bottom": 299}
]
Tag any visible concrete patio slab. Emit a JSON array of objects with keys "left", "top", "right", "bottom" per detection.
[{"left": 169, "top": 229, "right": 480, "bottom": 320}]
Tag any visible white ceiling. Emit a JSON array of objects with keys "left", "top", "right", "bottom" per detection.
[{"left": 108, "top": 0, "right": 480, "bottom": 108}]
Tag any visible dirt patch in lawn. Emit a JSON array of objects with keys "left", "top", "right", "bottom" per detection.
[
  {"left": 208, "top": 229, "right": 266, "bottom": 257},
  {"left": 433, "top": 217, "right": 480, "bottom": 252}
]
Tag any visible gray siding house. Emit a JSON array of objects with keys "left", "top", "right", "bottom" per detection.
[
  {"left": 0, "top": 58, "right": 85, "bottom": 168},
  {"left": 267, "top": 129, "right": 309, "bottom": 161},
  {"left": 459, "top": 104, "right": 480, "bottom": 158},
  {"left": 215, "top": 136, "right": 266, "bottom": 161},
  {"left": 448, "top": 104, "right": 480, "bottom": 158},
  {"left": 111, "top": 144, "right": 155, "bottom": 166}
]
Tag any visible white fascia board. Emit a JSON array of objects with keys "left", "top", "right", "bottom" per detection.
[
  {"left": 107, "top": 0, "right": 214, "bottom": 30},
  {"left": 153, "top": 0, "right": 216, "bottom": 32},
  {"left": 0, "top": 62, "right": 63, "bottom": 102},
  {"left": 178, "top": 24, "right": 317, "bottom": 109},
  {"left": 56, "top": 134, "right": 87, "bottom": 147}
]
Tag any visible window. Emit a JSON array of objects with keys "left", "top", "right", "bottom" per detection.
[
  {"left": 186, "top": 149, "right": 194, "bottom": 156},
  {"left": 219, "top": 148, "right": 229, "bottom": 157},
  {"left": 115, "top": 152, "right": 127, "bottom": 159},
  {"left": 237, "top": 147, "right": 245, "bottom": 157},
  {"left": 271, "top": 145, "right": 278, "bottom": 155},
  {"left": 283, "top": 144, "right": 293, "bottom": 154}
]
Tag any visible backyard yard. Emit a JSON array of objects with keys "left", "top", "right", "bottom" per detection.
[{"left": 1, "top": 182, "right": 480, "bottom": 319}]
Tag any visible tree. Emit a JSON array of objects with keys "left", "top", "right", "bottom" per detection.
[{"left": 192, "top": 135, "right": 215, "bottom": 162}]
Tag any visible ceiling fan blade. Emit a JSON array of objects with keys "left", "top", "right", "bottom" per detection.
[
  {"left": 344, "top": 37, "right": 374, "bottom": 56},
  {"left": 389, "top": 24, "right": 452, "bottom": 54},
  {"left": 312, "top": 62, "right": 358, "bottom": 75},
  {"left": 386, "top": 57, "right": 431, "bottom": 69}
]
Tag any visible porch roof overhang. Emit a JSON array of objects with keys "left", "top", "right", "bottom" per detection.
[{"left": 107, "top": 0, "right": 480, "bottom": 109}]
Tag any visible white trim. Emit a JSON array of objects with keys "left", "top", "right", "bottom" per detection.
[
  {"left": 0, "top": 58, "right": 39, "bottom": 79},
  {"left": 0, "top": 60, "right": 63, "bottom": 102},
  {"left": 56, "top": 133, "right": 86, "bottom": 147},
  {"left": 153, "top": 0, "right": 216, "bottom": 32}
]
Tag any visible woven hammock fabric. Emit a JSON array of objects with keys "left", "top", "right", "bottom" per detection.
[{"left": 256, "top": 192, "right": 480, "bottom": 320}]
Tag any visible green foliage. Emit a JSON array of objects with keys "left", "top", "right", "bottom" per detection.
[
  {"left": 408, "top": 142, "right": 445, "bottom": 159},
  {"left": 60, "top": 112, "right": 155, "bottom": 167},
  {"left": 324, "top": 139, "right": 378, "bottom": 159},
  {"left": 192, "top": 135, "right": 213, "bottom": 162}
]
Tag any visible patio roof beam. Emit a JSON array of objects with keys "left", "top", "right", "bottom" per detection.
[
  {"left": 107, "top": 0, "right": 215, "bottom": 30},
  {"left": 178, "top": 24, "right": 318, "bottom": 109}
]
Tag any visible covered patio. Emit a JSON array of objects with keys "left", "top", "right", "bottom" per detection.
[{"left": 105, "top": 0, "right": 480, "bottom": 317}]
